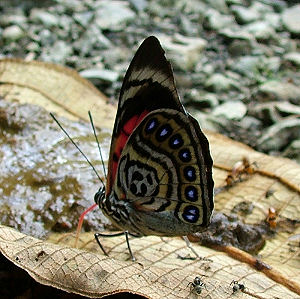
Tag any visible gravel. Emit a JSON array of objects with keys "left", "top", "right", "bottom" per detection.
[{"left": 0, "top": 0, "right": 299, "bottom": 161}]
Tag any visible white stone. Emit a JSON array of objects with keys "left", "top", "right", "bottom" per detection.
[
  {"left": 30, "top": 9, "right": 58, "bottom": 27},
  {"left": 284, "top": 52, "right": 300, "bottom": 67},
  {"left": 157, "top": 34, "right": 207, "bottom": 71},
  {"left": 3, "top": 25, "right": 23, "bottom": 41},
  {"left": 95, "top": 1, "right": 135, "bottom": 31},
  {"left": 282, "top": 5, "right": 300, "bottom": 34},
  {"left": 212, "top": 101, "right": 247, "bottom": 120}
]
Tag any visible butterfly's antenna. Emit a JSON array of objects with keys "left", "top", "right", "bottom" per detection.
[
  {"left": 50, "top": 112, "right": 104, "bottom": 248},
  {"left": 50, "top": 112, "right": 105, "bottom": 187},
  {"left": 88, "top": 111, "right": 107, "bottom": 179}
]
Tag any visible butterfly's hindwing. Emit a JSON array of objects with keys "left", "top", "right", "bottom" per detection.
[{"left": 109, "top": 109, "right": 213, "bottom": 236}]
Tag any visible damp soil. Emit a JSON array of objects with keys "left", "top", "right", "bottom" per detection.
[
  {"left": 0, "top": 98, "right": 111, "bottom": 238},
  {"left": 193, "top": 207, "right": 299, "bottom": 255},
  {"left": 194, "top": 212, "right": 266, "bottom": 255}
]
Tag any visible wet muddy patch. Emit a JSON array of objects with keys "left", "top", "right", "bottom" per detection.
[{"left": 0, "top": 98, "right": 111, "bottom": 238}]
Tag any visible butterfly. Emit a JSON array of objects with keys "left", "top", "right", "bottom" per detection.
[{"left": 94, "top": 36, "right": 214, "bottom": 238}]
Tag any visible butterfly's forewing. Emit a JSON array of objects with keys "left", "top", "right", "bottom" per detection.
[
  {"left": 106, "top": 36, "right": 185, "bottom": 195},
  {"left": 113, "top": 109, "right": 214, "bottom": 236}
]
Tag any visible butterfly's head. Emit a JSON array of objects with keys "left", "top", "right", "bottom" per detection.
[{"left": 94, "top": 186, "right": 106, "bottom": 207}]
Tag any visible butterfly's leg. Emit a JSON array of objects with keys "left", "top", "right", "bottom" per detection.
[
  {"left": 94, "top": 231, "right": 125, "bottom": 256},
  {"left": 183, "top": 236, "right": 200, "bottom": 259},
  {"left": 95, "top": 233, "right": 109, "bottom": 256},
  {"left": 124, "top": 231, "right": 136, "bottom": 262},
  {"left": 94, "top": 231, "right": 138, "bottom": 261}
]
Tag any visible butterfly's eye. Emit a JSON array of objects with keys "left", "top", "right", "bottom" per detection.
[
  {"left": 182, "top": 205, "right": 200, "bottom": 223},
  {"left": 178, "top": 148, "right": 191, "bottom": 162},
  {"left": 169, "top": 134, "right": 183, "bottom": 149},
  {"left": 155, "top": 124, "right": 173, "bottom": 142},
  {"left": 145, "top": 117, "right": 158, "bottom": 134},
  {"left": 184, "top": 186, "right": 198, "bottom": 202},
  {"left": 184, "top": 166, "right": 196, "bottom": 182},
  {"left": 94, "top": 187, "right": 105, "bottom": 205}
]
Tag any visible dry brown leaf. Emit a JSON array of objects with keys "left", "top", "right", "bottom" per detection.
[
  {"left": 0, "top": 58, "right": 115, "bottom": 128},
  {"left": 210, "top": 134, "right": 300, "bottom": 292},
  {"left": 0, "top": 59, "right": 300, "bottom": 298},
  {"left": 0, "top": 225, "right": 298, "bottom": 299}
]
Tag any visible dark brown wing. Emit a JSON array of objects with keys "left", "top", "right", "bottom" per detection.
[{"left": 106, "top": 36, "right": 185, "bottom": 195}]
